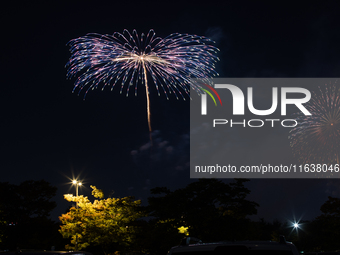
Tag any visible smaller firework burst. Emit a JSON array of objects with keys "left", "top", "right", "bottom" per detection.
[{"left": 289, "top": 82, "right": 340, "bottom": 164}]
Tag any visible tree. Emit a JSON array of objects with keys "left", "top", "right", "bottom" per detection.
[
  {"left": 310, "top": 196, "right": 340, "bottom": 251},
  {"left": 0, "top": 180, "right": 57, "bottom": 223},
  {"left": 59, "top": 185, "right": 143, "bottom": 254},
  {"left": 143, "top": 179, "right": 259, "bottom": 254},
  {"left": 0, "top": 210, "right": 5, "bottom": 243},
  {"left": 0, "top": 180, "right": 58, "bottom": 250}
]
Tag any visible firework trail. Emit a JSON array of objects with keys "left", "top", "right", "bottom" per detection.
[
  {"left": 66, "top": 29, "right": 219, "bottom": 140},
  {"left": 289, "top": 83, "right": 340, "bottom": 164}
]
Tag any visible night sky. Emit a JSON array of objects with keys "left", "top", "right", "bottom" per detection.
[{"left": 2, "top": 1, "right": 340, "bottom": 223}]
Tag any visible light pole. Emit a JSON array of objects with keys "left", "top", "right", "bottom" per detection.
[
  {"left": 72, "top": 180, "right": 82, "bottom": 205},
  {"left": 72, "top": 180, "right": 82, "bottom": 251},
  {"left": 72, "top": 180, "right": 82, "bottom": 196}
]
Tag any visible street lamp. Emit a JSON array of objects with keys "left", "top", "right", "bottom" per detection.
[
  {"left": 71, "top": 180, "right": 82, "bottom": 251},
  {"left": 72, "top": 180, "right": 82, "bottom": 198}
]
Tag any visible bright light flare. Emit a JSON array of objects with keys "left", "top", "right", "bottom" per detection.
[{"left": 72, "top": 179, "right": 82, "bottom": 185}]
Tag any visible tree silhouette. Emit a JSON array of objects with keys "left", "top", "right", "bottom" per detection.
[
  {"left": 311, "top": 196, "right": 340, "bottom": 251},
  {"left": 0, "top": 180, "right": 58, "bottom": 250},
  {"left": 143, "top": 179, "right": 258, "bottom": 254}
]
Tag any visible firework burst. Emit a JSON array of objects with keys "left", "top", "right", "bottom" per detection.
[
  {"left": 66, "top": 29, "right": 219, "bottom": 138},
  {"left": 289, "top": 83, "right": 340, "bottom": 164}
]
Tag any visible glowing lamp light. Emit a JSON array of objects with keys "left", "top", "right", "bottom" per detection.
[
  {"left": 72, "top": 180, "right": 82, "bottom": 186},
  {"left": 71, "top": 179, "right": 82, "bottom": 197}
]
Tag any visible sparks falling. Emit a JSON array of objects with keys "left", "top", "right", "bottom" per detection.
[
  {"left": 66, "top": 29, "right": 219, "bottom": 139},
  {"left": 289, "top": 83, "right": 340, "bottom": 164}
]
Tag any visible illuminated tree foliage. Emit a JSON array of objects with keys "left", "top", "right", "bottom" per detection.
[{"left": 59, "top": 185, "right": 143, "bottom": 254}]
